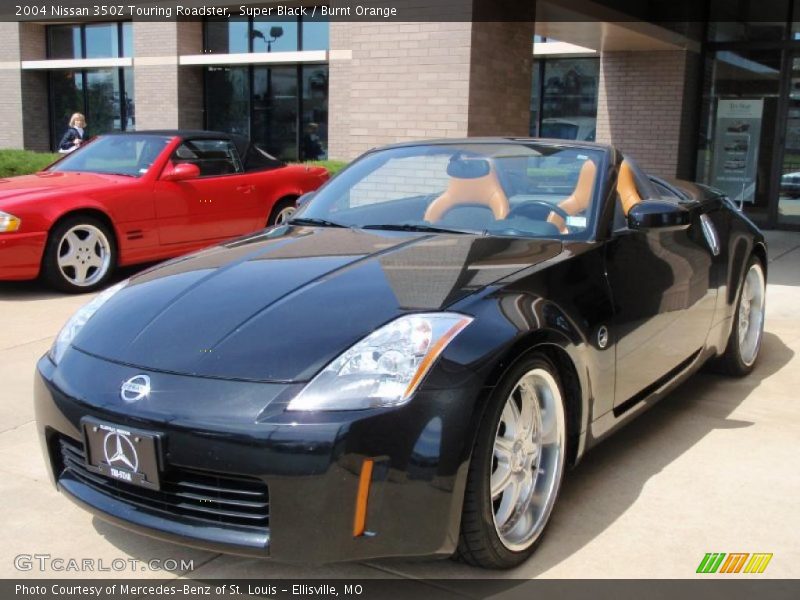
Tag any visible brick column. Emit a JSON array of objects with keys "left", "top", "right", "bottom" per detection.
[
  {"left": 467, "top": 21, "right": 535, "bottom": 137},
  {"left": 133, "top": 21, "right": 203, "bottom": 130},
  {"left": 596, "top": 50, "right": 699, "bottom": 178},
  {"left": 0, "top": 22, "right": 48, "bottom": 152}
]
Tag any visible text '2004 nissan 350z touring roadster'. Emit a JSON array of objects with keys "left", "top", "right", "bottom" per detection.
[{"left": 35, "top": 139, "right": 766, "bottom": 569}]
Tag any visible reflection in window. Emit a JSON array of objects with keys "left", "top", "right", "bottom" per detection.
[
  {"left": 49, "top": 68, "right": 135, "bottom": 150},
  {"left": 46, "top": 22, "right": 132, "bottom": 59},
  {"left": 206, "top": 66, "right": 251, "bottom": 135},
  {"left": 205, "top": 18, "right": 250, "bottom": 54},
  {"left": 253, "top": 66, "right": 299, "bottom": 160},
  {"left": 531, "top": 58, "right": 599, "bottom": 142},
  {"left": 302, "top": 66, "right": 328, "bottom": 159},
  {"left": 252, "top": 19, "right": 298, "bottom": 52},
  {"left": 203, "top": 16, "right": 329, "bottom": 53}
]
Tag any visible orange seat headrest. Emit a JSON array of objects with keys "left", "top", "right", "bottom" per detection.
[
  {"left": 616, "top": 160, "right": 642, "bottom": 216},
  {"left": 424, "top": 160, "right": 510, "bottom": 222}
]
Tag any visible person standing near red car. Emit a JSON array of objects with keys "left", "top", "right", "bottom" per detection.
[{"left": 57, "top": 113, "right": 86, "bottom": 154}]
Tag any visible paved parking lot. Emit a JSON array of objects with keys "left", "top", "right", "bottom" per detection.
[{"left": 1, "top": 231, "right": 799, "bottom": 581}]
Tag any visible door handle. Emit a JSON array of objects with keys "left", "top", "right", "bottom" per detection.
[{"left": 236, "top": 185, "right": 254, "bottom": 194}]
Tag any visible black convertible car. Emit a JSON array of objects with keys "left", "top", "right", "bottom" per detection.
[{"left": 34, "top": 139, "right": 766, "bottom": 569}]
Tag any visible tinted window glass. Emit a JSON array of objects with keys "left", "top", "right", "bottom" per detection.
[
  {"left": 48, "top": 25, "right": 82, "bottom": 59},
  {"left": 301, "top": 16, "right": 329, "bottom": 50},
  {"left": 205, "top": 18, "right": 250, "bottom": 53},
  {"left": 252, "top": 19, "right": 298, "bottom": 52},
  {"left": 206, "top": 66, "right": 250, "bottom": 135},
  {"left": 173, "top": 139, "right": 243, "bottom": 177},
  {"left": 301, "top": 65, "right": 328, "bottom": 160},
  {"left": 85, "top": 23, "right": 119, "bottom": 58},
  {"left": 252, "top": 66, "right": 298, "bottom": 160},
  {"left": 122, "top": 22, "right": 133, "bottom": 57}
]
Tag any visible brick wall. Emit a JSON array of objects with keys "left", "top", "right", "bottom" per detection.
[
  {"left": 328, "top": 20, "right": 473, "bottom": 161},
  {"left": 0, "top": 23, "right": 23, "bottom": 149},
  {"left": 596, "top": 50, "right": 695, "bottom": 177},
  {"left": 133, "top": 21, "right": 203, "bottom": 130},
  {"left": 467, "top": 21, "right": 534, "bottom": 136}
]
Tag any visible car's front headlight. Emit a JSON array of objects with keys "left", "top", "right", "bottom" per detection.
[
  {"left": 0, "top": 211, "right": 21, "bottom": 233},
  {"left": 49, "top": 280, "right": 128, "bottom": 365},
  {"left": 287, "top": 313, "right": 473, "bottom": 411}
]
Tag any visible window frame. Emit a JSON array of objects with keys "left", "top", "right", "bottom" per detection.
[{"left": 171, "top": 138, "right": 245, "bottom": 178}]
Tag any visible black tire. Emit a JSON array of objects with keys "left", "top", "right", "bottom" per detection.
[
  {"left": 41, "top": 216, "right": 117, "bottom": 293},
  {"left": 267, "top": 197, "right": 298, "bottom": 226},
  {"left": 716, "top": 255, "right": 766, "bottom": 377},
  {"left": 456, "top": 352, "right": 567, "bottom": 569}
]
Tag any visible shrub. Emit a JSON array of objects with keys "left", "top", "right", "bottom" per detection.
[{"left": 0, "top": 149, "right": 59, "bottom": 178}]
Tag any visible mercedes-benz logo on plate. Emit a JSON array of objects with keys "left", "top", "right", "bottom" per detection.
[
  {"left": 120, "top": 375, "right": 150, "bottom": 402},
  {"left": 103, "top": 431, "right": 139, "bottom": 472}
]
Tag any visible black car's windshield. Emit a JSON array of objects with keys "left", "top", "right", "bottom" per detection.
[
  {"left": 50, "top": 134, "right": 172, "bottom": 178},
  {"left": 296, "top": 143, "right": 604, "bottom": 238}
]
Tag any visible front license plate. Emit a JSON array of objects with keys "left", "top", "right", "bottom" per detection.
[{"left": 82, "top": 418, "right": 161, "bottom": 490}]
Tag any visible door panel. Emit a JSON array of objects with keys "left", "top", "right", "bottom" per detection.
[
  {"left": 606, "top": 212, "right": 717, "bottom": 406},
  {"left": 154, "top": 139, "right": 264, "bottom": 245}
]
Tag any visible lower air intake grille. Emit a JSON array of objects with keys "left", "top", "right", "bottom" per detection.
[{"left": 57, "top": 436, "right": 269, "bottom": 530}]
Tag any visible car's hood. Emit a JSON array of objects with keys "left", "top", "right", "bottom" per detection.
[
  {"left": 0, "top": 171, "right": 128, "bottom": 205},
  {"left": 74, "top": 227, "right": 563, "bottom": 382}
]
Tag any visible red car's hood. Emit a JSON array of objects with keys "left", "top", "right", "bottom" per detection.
[{"left": 0, "top": 171, "right": 132, "bottom": 206}]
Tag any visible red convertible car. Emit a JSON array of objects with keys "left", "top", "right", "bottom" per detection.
[{"left": 0, "top": 131, "right": 329, "bottom": 292}]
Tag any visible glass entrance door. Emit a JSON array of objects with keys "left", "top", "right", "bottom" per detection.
[{"left": 777, "top": 54, "right": 800, "bottom": 225}]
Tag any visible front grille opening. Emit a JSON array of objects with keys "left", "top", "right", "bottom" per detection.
[{"left": 56, "top": 435, "right": 269, "bottom": 530}]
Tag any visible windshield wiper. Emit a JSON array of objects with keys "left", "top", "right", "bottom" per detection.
[
  {"left": 361, "top": 223, "right": 477, "bottom": 235},
  {"left": 288, "top": 217, "right": 349, "bottom": 228}
]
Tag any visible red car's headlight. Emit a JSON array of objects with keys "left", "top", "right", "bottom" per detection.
[{"left": 0, "top": 211, "right": 21, "bottom": 233}]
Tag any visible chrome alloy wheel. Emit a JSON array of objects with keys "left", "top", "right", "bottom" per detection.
[
  {"left": 56, "top": 224, "right": 112, "bottom": 288},
  {"left": 490, "top": 368, "right": 566, "bottom": 551},
  {"left": 274, "top": 205, "right": 296, "bottom": 225},
  {"left": 738, "top": 262, "right": 766, "bottom": 367}
]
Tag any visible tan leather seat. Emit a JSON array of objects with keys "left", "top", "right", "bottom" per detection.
[
  {"left": 424, "top": 161, "right": 510, "bottom": 222},
  {"left": 616, "top": 160, "right": 642, "bottom": 216},
  {"left": 547, "top": 159, "right": 597, "bottom": 232}
]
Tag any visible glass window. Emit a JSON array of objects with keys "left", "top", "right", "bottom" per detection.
[
  {"left": 301, "top": 65, "right": 328, "bottom": 160},
  {"left": 252, "top": 19, "right": 299, "bottom": 52},
  {"left": 84, "top": 23, "right": 119, "bottom": 59},
  {"left": 48, "top": 25, "right": 81, "bottom": 59},
  {"left": 123, "top": 67, "right": 135, "bottom": 130},
  {"left": 50, "top": 70, "right": 84, "bottom": 148},
  {"left": 299, "top": 143, "right": 603, "bottom": 238},
  {"left": 696, "top": 49, "right": 781, "bottom": 224},
  {"left": 301, "top": 15, "right": 329, "bottom": 50},
  {"left": 536, "top": 58, "right": 599, "bottom": 142},
  {"left": 529, "top": 61, "right": 542, "bottom": 136},
  {"left": 51, "top": 134, "right": 172, "bottom": 177},
  {"left": 709, "top": 0, "right": 789, "bottom": 42},
  {"left": 205, "top": 18, "right": 250, "bottom": 53},
  {"left": 85, "top": 69, "right": 121, "bottom": 136},
  {"left": 173, "top": 139, "right": 243, "bottom": 177},
  {"left": 206, "top": 66, "right": 251, "bottom": 135},
  {"left": 122, "top": 22, "right": 133, "bottom": 57},
  {"left": 252, "top": 66, "right": 299, "bottom": 160}
]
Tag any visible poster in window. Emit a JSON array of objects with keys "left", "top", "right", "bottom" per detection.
[{"left": 711, "top": 99, "right": 763, "bottom": 204}]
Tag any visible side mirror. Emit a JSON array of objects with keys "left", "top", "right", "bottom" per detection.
[
  {"left": 627, "top": 201, "right": 690, "bottom": 231},
  {"left": 161, "top": 162, "right": 200, "bottom": 182},
  {"left": 296, "top": 191, "right": 316, "bottom": 208}
]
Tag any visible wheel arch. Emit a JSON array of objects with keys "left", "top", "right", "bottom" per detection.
[
  {"left": 479, "top": 330, "right": 589, "bottom": 468},
  {"left": 267, "top": 193, "right": 301, "bottom": 225},
  {"left": 44, "top": 208, "right": 119, "bottom": 265}
]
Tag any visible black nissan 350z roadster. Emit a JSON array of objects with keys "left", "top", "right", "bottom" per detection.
[{"left": 35, "top": 139, "right": 766, "bottom": 569}]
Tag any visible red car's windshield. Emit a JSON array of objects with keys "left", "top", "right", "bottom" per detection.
[{"left": 49, "top": 134, "right": 172, "bottom": 178}]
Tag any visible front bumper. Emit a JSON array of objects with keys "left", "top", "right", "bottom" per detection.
[
  {"left": 0, "top": 230, "right": 47, "bottom": 280},
  {"left": 34, "top": 349, "right": 484, "bottom": 563}
]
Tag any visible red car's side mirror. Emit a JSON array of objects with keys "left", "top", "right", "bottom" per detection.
[{"left": 162, "top": 162, "right": 200, "bottom": 182}]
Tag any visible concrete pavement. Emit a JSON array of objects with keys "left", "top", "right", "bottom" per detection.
[{"left": 0, "top": 231, "right": 798, "bottom": 581}]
